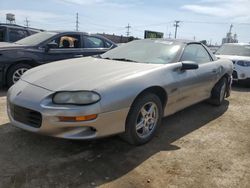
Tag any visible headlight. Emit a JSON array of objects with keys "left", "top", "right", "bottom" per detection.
[
  {"left": 53, "top": 91, "right": 101, "bottom": 105},
  {"left": 237, "top": 60, "right": 250, "bottom": 67}
]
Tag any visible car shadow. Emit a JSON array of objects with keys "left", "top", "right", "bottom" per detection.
[
  {"left": 0, "top": 101, "right": 229, "bottom": 187},
  {"left": 232, "top": 84, "right": 250, "bottom": 92},
  {"left": 0, "top": 89, "right": 7, "bottom": 97}
]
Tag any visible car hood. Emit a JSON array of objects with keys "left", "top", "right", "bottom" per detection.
[
  {"left": 0, "top": 42, "right": 29, "bottom": 50},
  {"left": 216, "top": 55, "right": 250, "bottom": 61},
  {"left": 21, "top": 57, "right": 163, "bottom": 91}
]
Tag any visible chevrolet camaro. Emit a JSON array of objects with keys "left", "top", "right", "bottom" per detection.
[{"left": 7, "top": 39, "right": 233, "bottom": 145}]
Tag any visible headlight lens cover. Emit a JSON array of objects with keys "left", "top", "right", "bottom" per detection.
[
  {"left": 237, "top": 60, "right": 250, "bottom": 67},
  {"left": 53, "top": 91, "right": 101, "bottom": 105}
]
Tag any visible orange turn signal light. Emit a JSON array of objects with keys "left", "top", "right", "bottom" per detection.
[{"left": 58, "top": 114, "right": 97, "bottom": 122}]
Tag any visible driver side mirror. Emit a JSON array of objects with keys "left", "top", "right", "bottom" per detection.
[
  {"left": 181, "top": 61, "right": 199, "bottom": 70},
  {"left": 45, "top": 42, "right": 58, "bottom": 52}
]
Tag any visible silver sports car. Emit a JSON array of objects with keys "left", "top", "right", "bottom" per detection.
[{"left": 7, "top": 39, "right": 233, "bottom": 145}]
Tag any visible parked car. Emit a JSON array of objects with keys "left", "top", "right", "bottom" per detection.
[
  {"left": 0, "top": 23, "right": 42, "bottom": 43},
  {"left": 7, "top": 39, "right": 233, "bottom": 145},
  {"left": 216, "top": 43, "right": 250, "bottom": 84},
  {"left": 0, "top": 31, "right": 117, "bottom": 87}
]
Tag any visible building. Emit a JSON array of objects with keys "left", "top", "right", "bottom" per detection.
[{"left": 222, "top": 24, "right": 238, "bottom": 44}]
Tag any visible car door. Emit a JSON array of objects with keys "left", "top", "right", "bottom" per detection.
[
  {"left": 82, "top": 36, "right": 112, "bottom": 56},
  {"left": 180, "top": 44, "right": 218, "bottom": 103},
  {"left": 43, "top": 34, "right": 83, "bottom": 63},
  {"left": 188, "top": 44, "right": 219, "bottom": 98}
]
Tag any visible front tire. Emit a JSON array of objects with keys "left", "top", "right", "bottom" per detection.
[
  {"left": 209, "top": 77, "right": 227, "bottom": 106},
  {"left": 121, "top": 93, "right": 163, "bottom": 145},
  {"left": 7, "top": 64, "right": 32, "bottom": 87}
]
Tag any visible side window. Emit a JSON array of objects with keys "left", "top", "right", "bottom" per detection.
[
  {"left": 0, "top": 28, "right": 6, "bottom": 42},
  {"left": 49, "top": 35, "right": 81, "bottom": 49},
  {"left": 9, "top": 29, "right": 29, "bottom": 42},
  {"left": 83, "top": 36, "right": 105, "bottom": 48},
  {"left": 181, "top": 44, "right": 211, "bottom": 64}
]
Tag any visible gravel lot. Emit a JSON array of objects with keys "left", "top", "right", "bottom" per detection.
[{"left": 0, "top": 86, "right": 249, "bottom": 188}]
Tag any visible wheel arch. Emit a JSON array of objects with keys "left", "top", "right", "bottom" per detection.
[
  {"left": 5, "top": 59, "right": 38, "bottom": 83},
  {"left": 132, "top": 86, "right": 168, "bottom": 109},
  {"left": 222, "top": 73, "right": 232, "bottom": 98},
  {"left": 211, "top": 73, "right": 231, "bottom": 99},
  {"left": 222, "top": 73, "right": 230, "bottom": 81}
]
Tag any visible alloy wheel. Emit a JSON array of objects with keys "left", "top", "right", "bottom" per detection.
[
  {"left": 135, "top": 102, "right": 159, "bottom": 139},
  {"left": 12, "top": 68, "right": 29, "bottom": 84}
]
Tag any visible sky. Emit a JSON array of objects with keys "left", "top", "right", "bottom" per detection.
[{"left": 0, "top": 0, "right": 250, "bottom": 44}]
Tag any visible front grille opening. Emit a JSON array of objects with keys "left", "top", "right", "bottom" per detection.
[{"left": 10, "top": 104, "right": 42, "bottom": 128}]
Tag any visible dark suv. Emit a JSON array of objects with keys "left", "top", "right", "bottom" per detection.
[
  {"left": 0, "top": 31, "right": 117, "bottom": 87},
  {"left": 0, "top": 24, "right": 42, "bottom": 43}
]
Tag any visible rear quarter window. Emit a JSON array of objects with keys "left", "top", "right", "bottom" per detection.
[{"left": 9, "top": 29, "right": 29, "bottom": 42}]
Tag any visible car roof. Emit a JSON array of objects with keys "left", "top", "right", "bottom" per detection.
[
  {"left": 44, "top": 31, "right": 116, "bottom": 45},
  {"left": 0, "top": 23, "right": 43, "bottom": 31},
  {"left": 48, "top": 30, "right": 88, "bottom": 34},
  {"left": 47, "top": 31, "right": 110, "bottom": 37}
]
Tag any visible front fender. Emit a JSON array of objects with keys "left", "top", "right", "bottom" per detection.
[{"left": 96, "top": 63, "right": 181, "bottom": 113}]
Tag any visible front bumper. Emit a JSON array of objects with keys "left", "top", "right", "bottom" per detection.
[
  {"left": 233, "top": 65, "right": 250, "bottom": 81},
  {"left": 7, "top": 80, "right": 129, "bottom": 139}
]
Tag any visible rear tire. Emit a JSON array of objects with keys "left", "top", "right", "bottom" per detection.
[
  {"left": 7, "top": 64, "right": 32, "bottom": 87},
  {"left": 209, "top": 77, "right": 227, "bottom": 106},
  {"left": 120, "top": 93, "right": 163, "bottom": 145}
]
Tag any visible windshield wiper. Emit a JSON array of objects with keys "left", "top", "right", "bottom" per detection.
[
  {"left": 111, "top": 58, "right": 137, "bottom": 62},
  {"left": 92, "top": 54, "right": 101, "bottom": 58},
  {"left": 96, "top": 56, "right": 137, "bottom": 62},
  {"left": 94, "top": 55, "right": 111, "bottom": 60}
]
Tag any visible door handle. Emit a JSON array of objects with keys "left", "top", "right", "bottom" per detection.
[{"left": 74, "top": 55, "right": 84, "bottom": 58}]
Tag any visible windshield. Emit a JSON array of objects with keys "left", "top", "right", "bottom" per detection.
[
  {"left": 216, "top": 45, "right": 250, "bottom": 57},
  {"left": 15, "top": 32, "right": 57, "bottom": 46},
  {"left": 101, "top": 40, "right": 181, "bottom": 64}
]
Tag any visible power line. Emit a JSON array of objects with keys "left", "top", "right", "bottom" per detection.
[
  {"left": 76, "top": 12, "right": 79, "bottom": 31},
  {"left": 125, "top": 23, "right": 131, "bottom": 37},
  {"left": 174, "top": 20, "right": 180, "bottom": 39},
  {"left": 182, "top": 20, "right": 250, "bottom": 26}
]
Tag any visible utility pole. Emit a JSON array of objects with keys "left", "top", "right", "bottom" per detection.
[
  {"left": 24, "top": 17, "right": 30, "bottom": 27},
  {"left": 125, "top": 23, "right": 131, "bottom": 37},
  {"left": 76, "top": 13, "right": 79, "bottom": 31},
  {"left": 174, "top": 20, "right": 180, "bottom": 39}
]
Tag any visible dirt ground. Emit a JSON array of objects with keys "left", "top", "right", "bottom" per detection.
[{"left": 0, "top": 86, "right": 249, "bottom": 188}]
